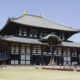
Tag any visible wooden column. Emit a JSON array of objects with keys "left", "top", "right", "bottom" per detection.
[
  {"left": 7, "top": 43, "right": 11, "bottom": 65},
  {"left": 61, "top": 47, "right": 63, "bottom": 66},
  {"left": 77, "top": 48, "right": 79, "bottom": 65},
  {"left": 18, "top": 43, "right": 21, "bottom": 65},
  {"left": 30, "top": 44, "right": 33, "bottom": 65},
  {"left": 27, "top": 28, "right": 29, "bottom": 38},
  {"left": 41, "top": 45, "right": 44, "bottom": 65},
  {"left": 70, "top": 48, "right": 72, "bottom": 65}
]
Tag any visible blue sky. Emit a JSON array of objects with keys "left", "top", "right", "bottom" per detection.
[{"left": 0, "top": 0, "right": 80, "bottom": 42}]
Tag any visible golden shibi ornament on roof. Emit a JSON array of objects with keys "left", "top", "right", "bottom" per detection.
[
  {"left": 41, "top": 13, "right": 44, "bottom": 18},
  {"left": 24, "top": 10, "right": 27, "bottom": 15}
]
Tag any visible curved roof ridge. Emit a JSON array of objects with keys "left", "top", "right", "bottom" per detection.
[{"left": 11, "top": 14, "right": 42, "bottom": 20}]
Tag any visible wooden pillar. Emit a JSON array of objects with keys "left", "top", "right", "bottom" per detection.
[
  {"left": 37, "top": 29, "right": 40, "bottom": 39},
  {"left": 27, "top": 28, "right": 29, "bottom": 38},
  {"left": 78, "top": 49, "right": 80, "bottom": 65},
  {"left": 70, "top": 48, "right": 72, "bottom": 65},
  {"left": 41, "top": 45, "right": 44, "bottom": 65},
  {"left": 76, "top": 48, "right": 79, "bottom": 65},
  {"left": 61, "top": 47, "right": 63, "bottom": 66},
  {"left": 30, "top": 44, "right": 33, "bottom": 65},
  {"left": 18, "top": 43, "right": 21, "bottom": 65},
  {"left": 7, "top": 43, "right": 11, "bottom": 65}
]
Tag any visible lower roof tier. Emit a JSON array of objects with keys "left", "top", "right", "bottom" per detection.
[{"left": 0, "top": 36, "right": 80, "bottom": 48}]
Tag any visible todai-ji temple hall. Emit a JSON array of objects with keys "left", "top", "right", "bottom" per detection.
[{"left": 0, "top": 11, "right": 80, "bottom": 66}]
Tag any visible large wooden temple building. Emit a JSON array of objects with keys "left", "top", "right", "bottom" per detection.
[{"left": 0, "top": 11, "right": 80, "bottom": 66}]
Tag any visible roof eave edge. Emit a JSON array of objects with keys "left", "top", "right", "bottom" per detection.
[
  {"left": 0, "top": 18, "right": 11, "bottom": 33},
  {"left": 10, "top": 20, "right": 80, "bottom": 33}
]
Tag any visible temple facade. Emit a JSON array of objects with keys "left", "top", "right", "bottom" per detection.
[{"left": 0, "top": 12, "right": 80, "bottom": 66}]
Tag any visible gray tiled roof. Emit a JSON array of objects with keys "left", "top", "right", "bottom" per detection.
[
  {"left": 61, "top": 41, "right": 80, "bottom": 48},
  {"left": 0, "top": 36, "right": 46, "bottom": 45},
  {"left": 0, "top": 36, "right": 80, "bottom": 48},
  {"left": 10, "top": 14, "right": 80, "bottom": 32}
]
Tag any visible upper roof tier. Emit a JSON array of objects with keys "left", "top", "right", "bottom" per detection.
[{"left": 8, "top": 14, "right": 80, "bottom": 32}]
